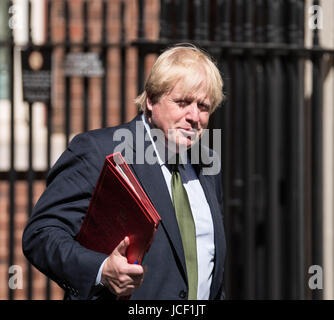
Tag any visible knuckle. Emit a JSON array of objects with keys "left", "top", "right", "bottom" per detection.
[
  {"left": 118, "top": 275, "right": 128, "bottom": 286},
  {"left": 118, "top": 265, "right": 128, "bottom": 275}
]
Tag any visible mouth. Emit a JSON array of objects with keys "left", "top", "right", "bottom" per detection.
[{"left": 178, "top": 128, "right": 199, "bottom": 138}]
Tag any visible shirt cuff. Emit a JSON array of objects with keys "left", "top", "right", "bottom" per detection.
[{"left": 95, "top": 257, "right": 109, "bottom": 286}]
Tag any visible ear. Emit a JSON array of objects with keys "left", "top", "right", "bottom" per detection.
[{"left": 146, "top": 96, "right": 154, "bottom": 112}]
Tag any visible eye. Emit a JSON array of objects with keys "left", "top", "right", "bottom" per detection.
[
  {"left": 198, "top": 103, "right": 210, "bottom": 112},
  {"left": 175, "top": 100, "right": 189, "bottom": 108}
]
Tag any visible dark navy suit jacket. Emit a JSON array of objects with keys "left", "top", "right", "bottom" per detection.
[{"left": 22, "top": 114, "right": 226, "bottom": 300}]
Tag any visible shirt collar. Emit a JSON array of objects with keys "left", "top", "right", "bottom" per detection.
[{"left": 141, "top": 113, "right": 165, "bottom": 166}]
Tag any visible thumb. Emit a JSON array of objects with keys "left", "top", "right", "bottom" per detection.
[{"left": 114, "top": 236, "right": 130, "bottom": 257}]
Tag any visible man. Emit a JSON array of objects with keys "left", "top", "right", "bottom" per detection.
[{"left": 22, "top": 44, "right": 226, "bottom": 300}]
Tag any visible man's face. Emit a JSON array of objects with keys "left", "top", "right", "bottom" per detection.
[{"left": 147, "top": 77, "right": 211, "bottom": 152}]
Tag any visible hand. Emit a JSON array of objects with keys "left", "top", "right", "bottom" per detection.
[{"left": 101, "top": 236, "right": 146, "bottom": 296}]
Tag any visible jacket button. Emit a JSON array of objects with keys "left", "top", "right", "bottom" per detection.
[{"left": 179, "top": 290, "right": 187, "bottom": 299}]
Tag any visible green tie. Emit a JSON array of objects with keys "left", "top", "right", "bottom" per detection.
[{"left": 171, "top": 159, "right": 198, "bottom": 300}]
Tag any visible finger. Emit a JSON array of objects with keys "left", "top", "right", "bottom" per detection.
[
  {"left": 131, "top": 265, "right": 147, "bottom": 282},
  {"left": 116, "top": 273, "right": 143, "bottom": 291},
  {"left": 120, "top": 275, "right": 143, "bottom": 290},
  {"left": 114, "top": 236, "right": 130, "bottom": 257},
  {"left": 124, "top": 264, "right": 145, "bottom": 277},
  {"left": 115, "top": 265, "right": 144, "bottom": 286},
  {"left": 105, "top": 267, "right": 144, "bottom": 295},
  {"left": 112, "top": 283, "right": 136, "bottom": 297},
  {"left": 118, "top": 285, "right": 136, "bottom": 297},
  {"left": 130, "top": 266, "right": 147, "bottom": 287}
]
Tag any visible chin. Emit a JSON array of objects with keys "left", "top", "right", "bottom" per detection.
[{"left": 175, "top": 140, "right": 194, "bottom": 152}]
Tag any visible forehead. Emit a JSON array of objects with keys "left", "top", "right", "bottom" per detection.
[{"left": 167, "top": 79, "right": 211, "bottom": 103}]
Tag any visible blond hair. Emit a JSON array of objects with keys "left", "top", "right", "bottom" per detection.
[{"left": 134, "top": 44, "right": 224, "bottom": 114}]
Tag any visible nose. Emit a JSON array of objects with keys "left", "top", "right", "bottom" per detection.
[{"left": 185, "top": 102, "right": 200, "bottom": 123}]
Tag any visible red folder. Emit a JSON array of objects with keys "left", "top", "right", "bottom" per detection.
[{"left": 76, "top": 152, "right": 161, "bottom": 265}]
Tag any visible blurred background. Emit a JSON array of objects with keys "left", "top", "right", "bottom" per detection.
[{"left": 0, "top": 0, "right": 333, "bottom": 300}]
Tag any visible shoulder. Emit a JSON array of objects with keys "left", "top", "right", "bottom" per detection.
[
  {"left": 71, "top": 122, "right": 129, "bottom": 144},
  {"left": 68, "top": 115, "right": 142, "bottom": 156}
]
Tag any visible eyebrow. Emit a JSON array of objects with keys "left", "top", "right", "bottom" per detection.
[
  {"left": 174, "top": 94, "right": 209, "bottom": 103},
  {"left": 173, "top": 96, "right": 211, "bottom": 110}
]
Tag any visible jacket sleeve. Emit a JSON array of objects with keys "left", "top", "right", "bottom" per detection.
[{"left": 22, "top": 132, "right": 109, "bottom": 299}]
